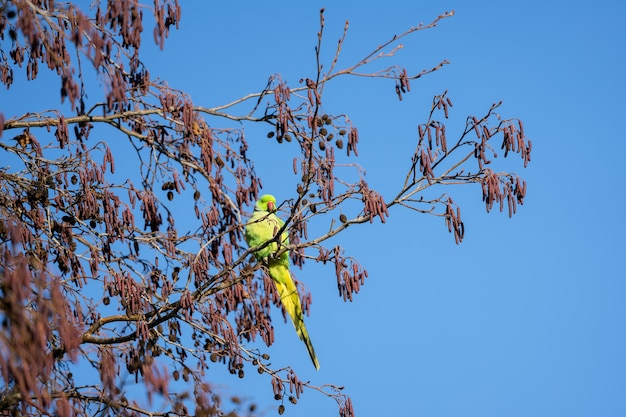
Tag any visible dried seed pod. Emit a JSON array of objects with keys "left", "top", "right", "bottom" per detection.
[
  {"left": 395, "top": 83, "right": 403, "bottom": 100},
  {"left": 167, "top": 191, "right": 174, "bottom": 201},
  {"left": 13, "top": 133, "right": 31, "bottom": 147},
  {"left": 335, "top": 138, "right": 344, "bottom": 149},
  {"left": 278, "top": 405, "right": 285, "bottom": 415},
  {"left": 289, "top": 396, "right": 297, "bottom": 404},
  {"left": 267, "top": 131, "right": 275, "bottom": 138},
  {"left": 339, "top": 214, "right": 347, "bottom": 223}
]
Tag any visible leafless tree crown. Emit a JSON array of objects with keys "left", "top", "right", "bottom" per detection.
[{"left": 0, "top": 3, "right": 530, "bottom": 416}]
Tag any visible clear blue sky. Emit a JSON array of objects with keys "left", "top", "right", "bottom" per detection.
[
  {"left": 4, "top": 1, "right": 626, "bottom": 416},
  {"left": 158, "top": 2, "right": 625, "bottom": 416}
]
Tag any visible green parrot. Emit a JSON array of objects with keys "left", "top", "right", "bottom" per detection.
[{"left": 244, "top": 194, "right": 320, "bottom": 370}]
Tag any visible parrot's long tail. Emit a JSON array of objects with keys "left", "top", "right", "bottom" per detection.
[{"left": 268, "top": 260, "right": 320, "bottom": 370}]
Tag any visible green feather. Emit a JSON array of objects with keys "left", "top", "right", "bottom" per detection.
[{"left": 244, "top": 194, "right": 320, "bottom": 370}]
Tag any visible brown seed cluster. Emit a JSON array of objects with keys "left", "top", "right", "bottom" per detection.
[
  {"left": 0, "top": 245, "right": 82, "bottom": 412},
  {"left": 330, "top": 246, "right": 369, "bottom": 302},
  {"left": 501, "top": 119, "right": 531, "bottom": 167},
  {"left": 1, "top": 0, "right": 180, "bottom": 111},
  {"left": 360, "top": 181, "right": 389, "bottom": 223},
  {"left": 273, "top": 77, "right": 295, "bottom": 143},
  {"left": 444, "top": 198, "right": 464, "bottom": 244},
  {"left": 395, "top": 68, "right": 411, "bottom": 101},
  {"left": 481, "top": 169, "right": 527, "bottom": 218},
  {"left": 340, "top": 397, "right": 355, "bottom": 417}
]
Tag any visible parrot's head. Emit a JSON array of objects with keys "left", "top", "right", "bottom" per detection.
[{"left": 256, "top": 194, "right": 277, "bottom": 212}]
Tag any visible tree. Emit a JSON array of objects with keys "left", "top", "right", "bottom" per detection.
[{"left": 0, "top": 2, "right": 531, "bottom": 416}]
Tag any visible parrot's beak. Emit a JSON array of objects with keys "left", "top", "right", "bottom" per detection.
[{"left": 267, "top": 201, "right": 275, "bottom": 212}]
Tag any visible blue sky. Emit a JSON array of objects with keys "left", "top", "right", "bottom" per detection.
[
  {"left": 3, "top": 1, "right": 626, "bottom": 416},
  {"left": 158, "top": 2, "right": 625, "bottom": 416}
]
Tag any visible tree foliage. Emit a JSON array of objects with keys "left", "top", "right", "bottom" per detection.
[{"left": 0, "top": 2, "right": 531, "bottom": 416}]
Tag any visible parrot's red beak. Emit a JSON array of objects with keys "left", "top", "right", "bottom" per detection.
[{"left": 267, "top": 201, "right": 275, "bottom": 212}]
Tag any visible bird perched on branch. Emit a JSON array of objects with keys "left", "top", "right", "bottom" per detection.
[{"left": 244, "top": 194, "right": 320, "bottom": 370}]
